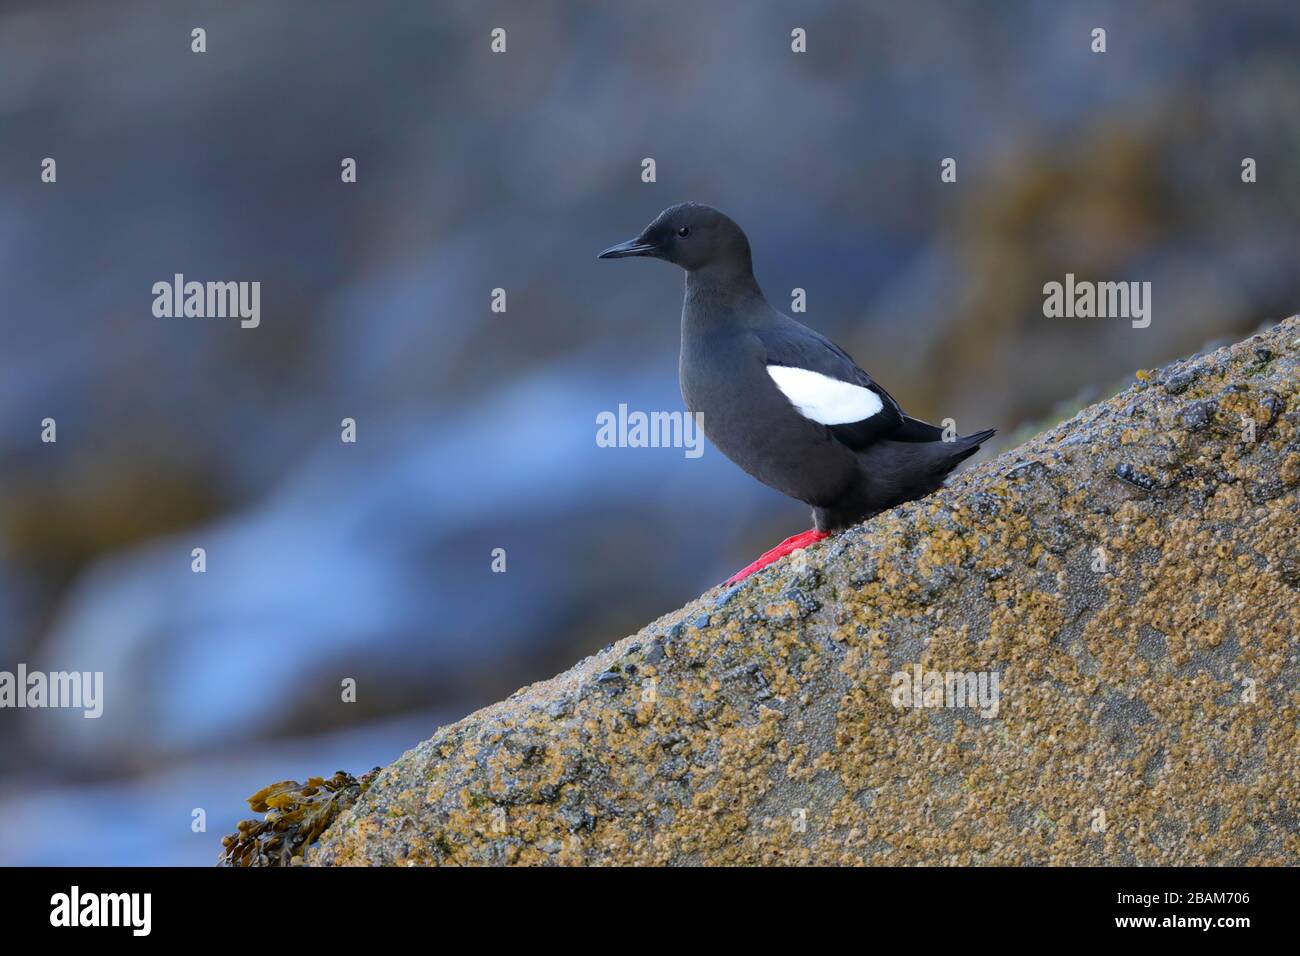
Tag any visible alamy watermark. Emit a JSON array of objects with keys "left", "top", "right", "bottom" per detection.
[
  {"left": 0, "top": 664, "right": 103, "bottom": 718},
  {"left": 152, "top": 273, "right": 260, "bottom": 328},
  {"left": 890, "top": 664, "right": 1002, "bottom": 718},
  {"left": 1043, "top": 273, "right": 1150, "bottom": 329},
  {"left": 50, "top": 886, "right": 150, "bottom": 936},
  {"left": 596, "top": 404, "right": 705, "bottom": 459}
]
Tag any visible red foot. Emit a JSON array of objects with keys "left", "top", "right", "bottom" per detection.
[{"left": 723, "top": 529, "right": 831, "bottom": 587}]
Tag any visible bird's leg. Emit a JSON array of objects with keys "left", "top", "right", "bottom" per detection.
[{"left": 723, "top": 529, "right": 831, "bottom": 587}]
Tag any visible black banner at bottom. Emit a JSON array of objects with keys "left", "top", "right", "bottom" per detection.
[{"left": 0, "top": 864, "right": 1282, "bottom": 941}]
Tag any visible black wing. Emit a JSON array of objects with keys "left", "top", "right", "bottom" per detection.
[{"left": 752, "top": 322, "right": 908, "bottom": 450}]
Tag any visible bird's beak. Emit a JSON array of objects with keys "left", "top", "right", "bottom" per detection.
[{"left": 598, "top": 236, "right": 658, "bottom": 259}]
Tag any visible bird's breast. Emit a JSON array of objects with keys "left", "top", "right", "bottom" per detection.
[{"left": 678, "top": 331, "right": 859, "bottom": 506}]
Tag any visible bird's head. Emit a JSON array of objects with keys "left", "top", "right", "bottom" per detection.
[{"left": 599, "top": 203, "right": 751, "bottom": 274}]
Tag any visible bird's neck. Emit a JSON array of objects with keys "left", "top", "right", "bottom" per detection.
[{"left": 683, "top": 262, "right": 765, "bottom": 323}]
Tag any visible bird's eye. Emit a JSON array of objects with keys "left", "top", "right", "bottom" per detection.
[{"left": 677, "top": 226, "right": 690, "bottom": 238}]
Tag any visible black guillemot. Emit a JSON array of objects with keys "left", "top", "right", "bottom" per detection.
[{"left": 599, "top": 202, "right": 995, "bottom": 585}]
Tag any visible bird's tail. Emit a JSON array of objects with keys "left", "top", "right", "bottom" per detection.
[
  {"left": 814, "top": 427, "right": 996, "bottom": 531},
  {"left": 893, "top": 416, "right": 996, "bottom": 447},
  {"left": 947, "top": 427, "right": 997, "bottom": 466},
  {"left": 860, "top": 427, "right": 996, "bottom": 506}
]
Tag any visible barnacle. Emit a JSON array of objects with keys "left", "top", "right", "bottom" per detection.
[{"left": 218, "top": 768, "right": 380, "bottom": 867}]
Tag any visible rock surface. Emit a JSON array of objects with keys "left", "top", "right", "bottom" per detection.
[{"left": 309, "top": 317, "right": 1300, "bottom": 866}]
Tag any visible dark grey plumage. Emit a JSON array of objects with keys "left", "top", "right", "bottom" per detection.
[{"left": 600, "top": 202, "right": 994, "bottom": 534}]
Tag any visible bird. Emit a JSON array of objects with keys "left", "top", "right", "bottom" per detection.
[{"left": 599, "top": 202, "right": 995, "bottom": 587}]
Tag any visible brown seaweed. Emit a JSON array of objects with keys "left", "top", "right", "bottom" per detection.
[{"left": 218, "top": 768, "right": 380, "bottom": 867}]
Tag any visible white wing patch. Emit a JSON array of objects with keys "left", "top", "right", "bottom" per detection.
[{"left": 766, "top": 365, "right": 883, "bottom": 425}]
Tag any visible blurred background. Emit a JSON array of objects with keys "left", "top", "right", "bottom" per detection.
[{"left": 1, "top": 0, "right": 1298, "bottom": 864}]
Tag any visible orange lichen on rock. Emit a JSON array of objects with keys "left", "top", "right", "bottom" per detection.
[{"left": 306, "top": 316, "right": 1300, "bottom": 866}]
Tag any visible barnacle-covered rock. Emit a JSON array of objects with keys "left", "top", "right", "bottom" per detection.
[{"left": 303, "top": 316, "right": 1300, "bottom": 866}]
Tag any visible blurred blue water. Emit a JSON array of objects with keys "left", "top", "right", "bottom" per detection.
[{"left": 0, "top": 712, "right": 446, "bottom": 866}]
